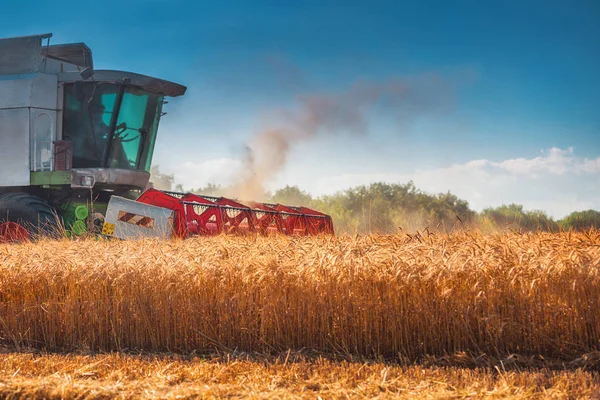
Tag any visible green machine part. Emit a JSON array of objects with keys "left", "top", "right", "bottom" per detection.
[
  {"left": 60, "top": 201, "right": 108, "bottom": 237},
  {"left": 75, "top": 205, "right": 89, "bottom": 220},
  {"left": 71, "top": 220, "right": 87, "bottom": 236}
]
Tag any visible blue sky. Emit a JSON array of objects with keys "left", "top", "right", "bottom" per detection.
[{"left": 2, "top": 0, "right": 599, "bottom": 217}]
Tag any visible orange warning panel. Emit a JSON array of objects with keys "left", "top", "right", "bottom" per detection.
[{"left": 117, "top": 210, "right": 155, "bottom": 229}]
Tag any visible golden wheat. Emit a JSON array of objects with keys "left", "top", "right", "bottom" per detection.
[
  {"left": 0, "top": 230, "right": 599, "bottom": 361},
  {"left": 0, "top": 352, "right": 598, "bottom": 399}
]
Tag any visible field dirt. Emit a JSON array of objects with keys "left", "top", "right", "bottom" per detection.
[{"left": 0, "top": 351, "right": 599, "bottom": 399}]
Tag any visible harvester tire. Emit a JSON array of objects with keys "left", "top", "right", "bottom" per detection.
[{"left": 0, "top": 193, "right": 60, "bottom": 240}]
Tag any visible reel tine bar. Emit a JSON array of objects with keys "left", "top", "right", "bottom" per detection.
[{"left": 135, "top": 188, "right": 334, "bottom": 238}]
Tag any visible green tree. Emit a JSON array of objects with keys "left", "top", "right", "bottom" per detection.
[
  {"left": 270, "top": 186, "right": 313, "bottom": 206},
  {"left": 559, "top": 210, "right": 600, "bottom": 230},
  {"left": 480, "top": 204, "right": 558, "bottom": 231},
  {"left": 311, "top": 181, "right": 476, "bottom": 234},
  {"left": 191, "top": 183, "right": 223, "bottom": 196}
]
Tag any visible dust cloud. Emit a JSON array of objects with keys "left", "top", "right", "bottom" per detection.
[{"left": 223, "top": 73, "right": 456, "bottom": 201}]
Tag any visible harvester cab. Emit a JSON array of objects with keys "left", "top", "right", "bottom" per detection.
[{"left": 0, "top": 33, "right": 333, "bottom": 242}]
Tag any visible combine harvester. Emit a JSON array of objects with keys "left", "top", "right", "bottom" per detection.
[{"left": 0, "top": 33, "right": 334, "bottom": 242}]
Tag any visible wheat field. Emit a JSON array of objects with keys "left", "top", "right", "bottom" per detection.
[
  {"left": 0, "top": 229, "right": 599, "bottom": 362},
  {"left": 1, "top": 230, "right": 600, "bottom": 398}
]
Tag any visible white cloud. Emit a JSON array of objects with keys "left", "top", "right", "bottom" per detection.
[
  {"left": 475, "top": 147, "right": 600, "bottom": 177},
  {"left": 172, "top": 158, "right": 243, "bottom": 190},
  {"left": 495, "top": 147, "right": 575, "bottom": 175},
  {"left": 581, "top": 158, "right": 600, "bottom": 173}
]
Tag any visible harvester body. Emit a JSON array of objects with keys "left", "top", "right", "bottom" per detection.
[{"left": 0, "top": 33, "right": 334, "bottom": 241}]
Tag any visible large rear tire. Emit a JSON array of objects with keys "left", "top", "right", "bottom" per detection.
[{"left": 0, "top": 193, "right": 60, "bottom": 242}]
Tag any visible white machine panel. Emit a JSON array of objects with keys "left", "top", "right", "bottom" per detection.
[
  {"left": 31, "top": 74, "right": 58, "bottom": 109},
  {"left": 0, "top": 74, "right": 57, "bottom": 110},
  {"left": 0, "top": 75, "right": 34, "bottom": 109},
  {"left": 0, "top": 109, "right": 30, "bottom": 186},
  {"left": 102, "top": 196, "right": 175, "bottom": 240}
]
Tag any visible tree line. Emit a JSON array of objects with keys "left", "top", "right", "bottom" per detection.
[
  {"left": 188, "top": 182, "right": 600, "bottom": 233},
  {"left": 149, "top": 168, "right": 600, "bottom": 233}
]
